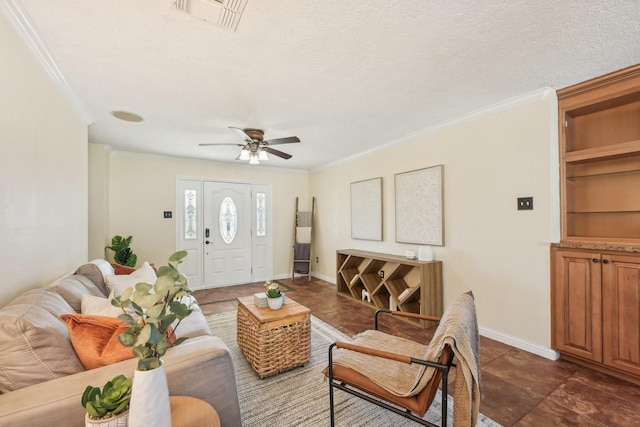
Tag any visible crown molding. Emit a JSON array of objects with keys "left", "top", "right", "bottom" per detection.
[{"left": 0, "top": 0, "right": 93, "bottom": 124}]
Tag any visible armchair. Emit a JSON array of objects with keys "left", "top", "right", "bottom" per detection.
[{"left": 326, "top": 291, "right": 480, "bottom": 427}]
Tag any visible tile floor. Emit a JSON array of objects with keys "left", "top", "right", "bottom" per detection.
[{"left": 192, "top": 277, "right": 640, "bottom": 427}]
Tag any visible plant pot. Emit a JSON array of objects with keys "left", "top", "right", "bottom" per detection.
[
  {"left": 267, "top": 295, "right": 283, "bottom": 310},
  {"left": 128, "top": 363, "right": 171, "bottom": 427},
  {"left": 85, "top": 410, "right": 128, "bottom": 427}
]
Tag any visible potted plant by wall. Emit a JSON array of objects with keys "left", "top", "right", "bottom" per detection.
[
  {"left": 265, "top": 281, "right": 284, "bottom": 310},
  {"left": 105, "top": 235, "right": 137, "bottom": 267},
  {"left": 110, "top": 250, "right": 193, "bottom": 427},
  {"left": 81, "top": 374, "right": 132, "bottom": 427}
]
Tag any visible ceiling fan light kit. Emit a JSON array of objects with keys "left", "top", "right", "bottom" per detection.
[{"left": 199, "top": 127, "right": 300, "bottom": 165}]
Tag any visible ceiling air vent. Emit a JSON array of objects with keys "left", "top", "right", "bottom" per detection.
[{"left": 173, "top": 0, "right": 247, "bottom": 31}]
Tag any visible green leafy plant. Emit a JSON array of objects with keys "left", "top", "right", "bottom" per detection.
[
  {"left": 111, "top": 251, "right": 193, "bottom": 371},
  {"left": 81, "top": 374, "right": 132, "bottom": 420},
  {"left": 106, "top": 235, "right": 138, "bottom": 267},
  {"left": 265, "top": 281, "right": 281, "bottom": 298}
]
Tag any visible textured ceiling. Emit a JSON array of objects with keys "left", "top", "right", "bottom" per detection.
[{"left": 10, "top": 0, "right": 640, "bottom": 170}]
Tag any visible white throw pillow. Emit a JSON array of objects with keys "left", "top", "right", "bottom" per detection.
[
  {"left": 105, "top": 261, "right": 157, "bottom": 296},
  {"left": 81, "top": 294, "right": 123, "bottom": 317},
  {"left": 131, "top": 261, "right": 157, "bottom": 283}
]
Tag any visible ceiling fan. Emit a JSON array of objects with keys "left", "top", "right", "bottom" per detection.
[{"left": 199, "top": 127, "right": 300, "bottom": 164}]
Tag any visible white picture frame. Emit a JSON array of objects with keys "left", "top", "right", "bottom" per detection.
[
  {"left": 350, "top": 177, "right": 383, "bottom": 241},
  {"left": 395, "top": 165, "right": 444, "bottom": 245}
]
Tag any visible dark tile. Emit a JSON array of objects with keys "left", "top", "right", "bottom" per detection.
[
  {"left": 514, "top": 399, "right": 607, "bottom": 427},
  {"left": 478, "top": 370, "right": 545, "bottom": 427},
  {"left": 547, "top": 373, "right": 640, "bottom": 426},
  {"left": 483, "top": 348, "right": 578, "bottom": 397}
]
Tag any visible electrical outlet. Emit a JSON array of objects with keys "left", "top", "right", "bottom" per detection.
[
  {"left": 163, "top": 211, "right": 172, "bottom": 218},
  {"left": 517, "top": 197, "right": 533, "bottom": 211},
  {"left": 315, "top": 256, "right": 319, "bottom": 263},
  {"left": 379, "top": 270, "right": 384, "bottom": 279}
]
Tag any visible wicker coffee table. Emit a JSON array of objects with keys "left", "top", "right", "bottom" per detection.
[{"left": 236, "top": 295, "right": 311, "bottom": 378}]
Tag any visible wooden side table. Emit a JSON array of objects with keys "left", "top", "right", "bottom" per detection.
[
  {"left": 170, "top": 396, "right": 220, "bottom": 427},
  {"left": 236, "top": 295, "right": 311, "bottom": 378}
]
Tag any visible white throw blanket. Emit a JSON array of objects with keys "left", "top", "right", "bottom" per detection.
[{"left": 332, "top": 292, "right": 481, "bottom": 427}]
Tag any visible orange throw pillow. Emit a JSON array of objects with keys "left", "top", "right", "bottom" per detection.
[{"left": 60, "top": 314, "right": 134, "bottom": 370}]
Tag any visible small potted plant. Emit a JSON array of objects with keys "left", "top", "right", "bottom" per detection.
[
  {"left": 81, "top": 374, "right": 132, "bottom": 427},
  {"left": 105, "top": 235, "right": 137, "bottom": 267},
  {"left": 265, "top": 281, "right": 284, "bottom": 310}
]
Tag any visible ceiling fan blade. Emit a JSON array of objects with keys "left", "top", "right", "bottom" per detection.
[
  {"left": 263, "top": 146, "right": 292, "bottom": 160},
  {"left": 198, "top": 143, "right": 245, "bottom": 146},
  {"left": 228, "top": 126, "right": 253, "bottom": 142},
  {"left": 264, "top": 136, "right": 300, "bottom": 145}
]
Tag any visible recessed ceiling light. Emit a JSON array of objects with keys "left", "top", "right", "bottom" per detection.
[{"left": 111, "top": 110, "right": 143, "bottom": 122}]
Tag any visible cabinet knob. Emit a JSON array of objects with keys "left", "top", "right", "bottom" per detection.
[
  {"left": 592, "top": 258, "right": 599, "bottom": 263},
  {"left": 602, "top": 259, "right": 610, "bottom": 264}
]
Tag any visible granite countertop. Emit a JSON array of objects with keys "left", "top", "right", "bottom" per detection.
[{"left": 551, "top": 242, "right": 640, "bottom": 253}]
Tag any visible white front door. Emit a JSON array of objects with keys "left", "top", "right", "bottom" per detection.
[{"left": 203, "top": 181, "right": 252, "bottom": 287}]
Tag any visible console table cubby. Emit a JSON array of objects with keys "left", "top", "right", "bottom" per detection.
[{"left": 336, "top": 249, "right": 443, "bottom": 328}]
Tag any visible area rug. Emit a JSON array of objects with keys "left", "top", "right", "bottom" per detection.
[{"left": 207, "top": 311, "right": 502, "bottom": 427}]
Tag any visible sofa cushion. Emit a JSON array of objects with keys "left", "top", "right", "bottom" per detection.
[
  {"left": 0, "top": 289, "right": 85, "bottom": 393},
  {"left": 60, "top": 314, "right": 134, "bottom": 369},
  {"left": 46, "top": 274, "right": 106, "bottom": 313},
  {"left": 175, "top": 305, "right": 212, "bottom": 339},
  {"left": 75, "top": 259, "right": 115, "bottom": 297}
]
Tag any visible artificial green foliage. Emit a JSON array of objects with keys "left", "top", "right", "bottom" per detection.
[
  {"left": 111, "top": 251, "right": 192, "bottom": 371},
  {"left": 81, "top": 374, "right": 132, "bottom": 420},
  {"left": 265, "top": 281, "right": 282, "bottom": 298},
  {"left": 106, "top": 235, "right": 138, "bottom": 267}
]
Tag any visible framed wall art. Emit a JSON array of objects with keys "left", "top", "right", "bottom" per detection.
[
  {"left": 350, "top": 177, "right": 382, "bottom": 241},
  {"left": 395, "top": 165, "right": 443, "bottom": 245}
]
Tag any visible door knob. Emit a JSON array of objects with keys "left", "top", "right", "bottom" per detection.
[{"left": 205, "top": 240, "right": 211, "bottom": 245}]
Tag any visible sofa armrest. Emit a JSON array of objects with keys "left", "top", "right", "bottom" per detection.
[{"left": 0, "top": 335, "right": 242, "bottom": 427}]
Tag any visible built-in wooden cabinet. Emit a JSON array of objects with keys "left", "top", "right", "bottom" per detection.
[
  {"left": 552, "top": 63, "right": 640, "bottom": 385},
  {"left": 336, "top": 249, "right": 442, "bottom": 328},
  {"left": 551, "top": 248, "right": 602, "bottom": 362},
  {"left": 551, "top": 246, "right": 640, "bottom": 384}
]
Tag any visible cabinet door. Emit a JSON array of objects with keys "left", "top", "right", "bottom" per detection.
[
  {"left": 602, "top": 253, "right": 640, "bottom": 375},
  {"left": 551, "top": 249, "right": 602, "bottom": 362}
]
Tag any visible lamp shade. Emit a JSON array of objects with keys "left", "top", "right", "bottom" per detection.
[
  {"left": 258, "top": 150, "right": 269, "bottom": 161},
  {"left": 239, "top": 149, "right": 250, "bottom": 160},
  {"left": 249, "top": 154, "right": 260, "bottom": 165}
]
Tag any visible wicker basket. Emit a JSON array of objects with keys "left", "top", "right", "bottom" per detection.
[{"left": 237, "top": 304, "right": 311, "bottom": 378}]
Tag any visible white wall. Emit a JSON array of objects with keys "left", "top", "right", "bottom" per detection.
[
  {"left": 0, "top": 13, "right": 88, "bottom": 306},
  {"left": 93, "top": 150, "right": 309, "bottom": 277},
  {"left": 310, "top": 89, "right": 559, "bottom": 357}
]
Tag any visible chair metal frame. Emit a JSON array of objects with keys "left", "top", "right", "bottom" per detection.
[{"left": 327, "top": 309, "right": 455, "bottom": 427}]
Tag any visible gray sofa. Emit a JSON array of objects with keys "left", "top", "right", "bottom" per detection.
[{"left": 0, "top": 260, "right": 242, "bottom": 427}]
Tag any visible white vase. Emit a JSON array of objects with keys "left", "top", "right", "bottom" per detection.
[
  {"left": 85, "top": 410, "right": 128, "bottom": 427},
  {"left": 268, "top": 295, "right": 283, "bottom": 310},
  {"left": 128, "top": 363, "right": 171, "bottom": 427}
]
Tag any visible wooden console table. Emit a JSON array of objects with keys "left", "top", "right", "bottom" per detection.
[{"left": 336, "top": 249, "right": 443, "bottom": 328}]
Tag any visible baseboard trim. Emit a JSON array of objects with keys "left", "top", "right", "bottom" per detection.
[
  {"left": 273, "top": 272, "right": 334, "bottom": 283},
  {"left": 480, "top": 326, "right": 559, "bottom": 360}
]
